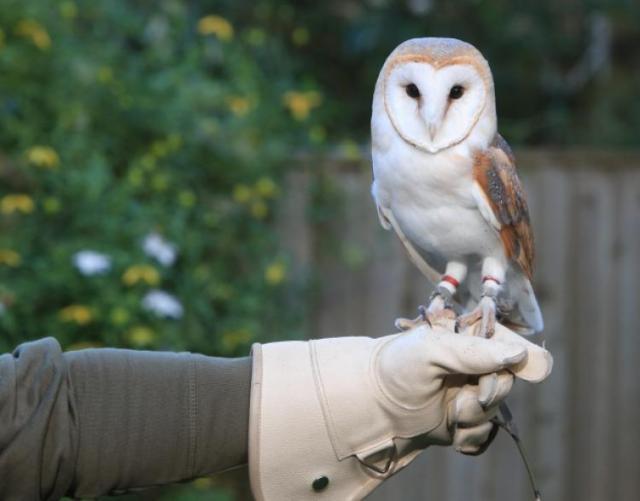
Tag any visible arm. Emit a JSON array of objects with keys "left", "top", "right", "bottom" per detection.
[
  {"left": 0, "top": 338, "right": 251, "bottom": 499},
  {"left": 0, "top": 325, "right": 550, "bottom": 500}
]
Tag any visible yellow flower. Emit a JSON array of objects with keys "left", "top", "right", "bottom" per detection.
[
  {"left": 1, "top": 194, "right": 35, "bottom": 214},
  {"left": 15, "top": 20, "right": 51, "bottom": 50},
  {"left": 151, "top": 173, "right": 169, "bottom": 192},
  {"left": 340, "top": 139, "right": 362, "bottom": 161},
  {"left": 250, "top": 200, "right": 268, "bottom": 219},
  {"left": 197, "top": 15, "right": 234, "bottom": 41},
  {"left": 309, "top": 125, "right": 326, "bottom": 144},
  {"left": 264, "top": 261, "right": 286, "bottom": 285},
  {"left": 246, "top": 28, "right": 265, "bottom": 46},
  {"left": 232, "top": 184, "right": 252, "bottom": 204},
  {"left": 43, "top": 197, "right": 61, "bottom": 214},
  {"left": 291, "top": 27, "right": 310, "bottom": 46},
  {"left": 255, "top": 177, "right": 278, "bottom": 198},
  {"left": 167, "top": 133, "right": 183, "bottom": 151},
  {"left": 227, "top": 96, "right": 252, "bottom": 117},
  {"left": 178, "top": 190, "right": 196, "bottom": 208},
  {"left": 150, "top": 141, "right": 170, "bottom": 158},
  {"left": 59, "top": 305, "right": 93, "bottom": 325},
  {"left": 193, "top": 477, "right": 214, "bottom": 490},
  {"left": 97, "top": 66, "right": 113, "bottom": 83},
  {"left": 128, "top": 167, "right": 144, "bottom": 187},
  {"left": 59, "top": 1, "right": 78, "bottom": 20},
  {"left": 140, "top": 154, "right": 156, "bottom": 171},
  {"left": 283, "top": 91, "right": 322, "bottom": 121},
  {"left": 26, "top": 145, "right": 59, "bottom": 169},
  {"left": 212, "top": 283, "right": 233, "bottom": 300},
  {"left": 126, "top": 326, "right": 156, "bottom": 347},
  {"left": 66, "top": 341, "right": 103, "bottom": 351},
  {"left": 110, "top": 307, "right": 130, "bottom": 326},
  {"left": 122, "top": 265, "right": 161, "bottom": 286},
  {"left": 0, "top": 249, "right": 21, "bottom": 267},
  {"left": 221, "top": 329, "right": 252, "bottom": 352}
]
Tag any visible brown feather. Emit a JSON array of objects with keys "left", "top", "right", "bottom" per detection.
[{"left": 473, "top": 134, "right": 535, "bottom": 279}]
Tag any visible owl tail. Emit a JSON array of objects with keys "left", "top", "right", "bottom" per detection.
[{"left": 514, "top": 277, "right": 544, "bottom": 334}]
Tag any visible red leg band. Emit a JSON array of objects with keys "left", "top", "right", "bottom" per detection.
[
  {"left": 482, "top": 275, "right": 501, "bottom": 285},
  {"left": 441, "top": 275, "right": 460, "bottom": 288}
]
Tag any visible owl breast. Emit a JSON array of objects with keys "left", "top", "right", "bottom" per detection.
[{"left": 373, "top": 143, "right": 503, "bottom": 263}]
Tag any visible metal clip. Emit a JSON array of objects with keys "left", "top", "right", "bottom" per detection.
[{"left": 355, "top": 442, "right": 398, "bottom": 475}]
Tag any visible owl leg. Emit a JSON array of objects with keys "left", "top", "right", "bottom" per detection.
[
  {"left": 424, "top": 262, "right": 467, "bottom": 327},
  {"left": 456, "top": 258, "right": 505, "bottom": 338},
  {"left": 395, "top": 262, "right": 466, "bottom": 331}
]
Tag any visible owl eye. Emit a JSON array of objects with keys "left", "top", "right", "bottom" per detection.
[
  {"left": 449, "top": 85, "right": 464, "bottom": 99},
  {"left": 405, "top": 83, "right": 420, "bottom": 99}
]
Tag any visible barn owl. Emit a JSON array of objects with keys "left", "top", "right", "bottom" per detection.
[{"left": 371, "top": 37, "right": 543, "bottom": 337}]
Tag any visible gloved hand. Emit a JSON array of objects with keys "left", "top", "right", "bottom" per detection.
[{"left": 248, "top": 321, "right": 552, "bottom": 501}]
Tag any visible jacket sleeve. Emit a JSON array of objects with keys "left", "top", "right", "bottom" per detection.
[{"left": 0, "top": 337, "right": 251, "bottom": 500}]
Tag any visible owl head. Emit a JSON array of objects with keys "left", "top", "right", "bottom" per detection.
[{"left": 372, "top": 38, "right": 497, "bottom": 154}]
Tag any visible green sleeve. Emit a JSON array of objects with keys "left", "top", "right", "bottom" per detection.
[{"left": 0, "top": 337, "right": 251, "bottom": 500}]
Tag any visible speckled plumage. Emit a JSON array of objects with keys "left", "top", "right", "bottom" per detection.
[{"left": 473, "top": 135, "right": 535, "bottom": 281}]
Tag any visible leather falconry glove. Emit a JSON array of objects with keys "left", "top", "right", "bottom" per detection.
[{"left": 249, "top": 321, "right": 552, "bottom": 500}]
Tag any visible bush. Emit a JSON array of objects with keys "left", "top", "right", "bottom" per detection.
[{"left": 0, "top": 1, "right": 320, "bottom": 355}]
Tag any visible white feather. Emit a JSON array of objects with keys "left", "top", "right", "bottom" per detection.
[{"left": 371, "top": 39, "right": 544, "bottom": 333}]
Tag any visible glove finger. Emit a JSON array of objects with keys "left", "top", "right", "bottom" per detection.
[
  {"left": 449, "top": 386, "right": 499, "bottom": 427},
  {"left": 478, "top": 373, "right": 498, "bottom": 407},
  {"left": 429, "top": 331, "right": 526, "bottom": 377},
  {"left": 490, "top": 323, "right": 553, "bottom": 382},
  {"left": 453, "top": 421, "right": 495, "bottom": 454},
  {"left": 478, "top": 370, "right": 513, "bottom": 408}
]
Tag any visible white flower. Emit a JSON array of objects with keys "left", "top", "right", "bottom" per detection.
[
  {"left": 73, "top": 250, "right": 112, "bottom": 276},
  {"left": 143, "top": 233, "right": 177, "bottom": 267},
  {"left": 142, "top": 289, "right": 183, "bottom": 319}
]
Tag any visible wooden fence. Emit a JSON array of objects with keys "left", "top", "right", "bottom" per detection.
[{"left": 277, "top": 150, "right": 640, "bottom": 501}]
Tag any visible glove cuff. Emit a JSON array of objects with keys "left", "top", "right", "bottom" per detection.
[
  {"left": 248, "top": 337, "right": 430, "bottom": 500},
  {"left": 249, "top": 340, "right": 386, "bottom": 500}
]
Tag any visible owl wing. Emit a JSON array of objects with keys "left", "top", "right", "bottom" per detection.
[
  {"left": 471, "top": 134, "right": 534, "bottom": 280},
  {"left": 375, "top": 202, "right": 443, "bottom": 285}
]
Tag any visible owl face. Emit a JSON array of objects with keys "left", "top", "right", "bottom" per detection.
[
  {"left": 384, "top": 61, "right": 488, "bottom": 153},
  {"left": 374, "top": 38, "right": 497, "bottom": 155}
]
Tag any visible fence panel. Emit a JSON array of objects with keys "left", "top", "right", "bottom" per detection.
[{"left": 280, "top": 151, "right": 639, "bottom": 501}]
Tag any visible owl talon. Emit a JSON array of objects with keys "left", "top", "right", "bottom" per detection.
[
  {"left": 394, "top": 302, "right": 434, "bottom": 331},
  {"left": 427, "top": 307, "right": 457, "bottom": 329},
  {"left": 456, "top": 295, "right": 497, "bottom": 338},
  {"left": 394, "top": 313, "right": 428, "bottom": 332},
  {"left": 395, "top": 289, "right": 457, "bottom": 333}
]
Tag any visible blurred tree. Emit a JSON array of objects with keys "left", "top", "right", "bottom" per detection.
[
  {"left": 0, "top": 0, "right": 318, "bottom": 355},
  {"left": 286, "top": 0, "right": 640, "bottom": 146}
]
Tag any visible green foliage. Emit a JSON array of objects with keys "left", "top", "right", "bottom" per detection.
[
  {"left": 1, "top": 1, "right": 638, "bottom": 353},
  {"left": 289, "top": 0, "right": 640, "bottom": 146},
  {"left": 0, "top": 1, "right": 319, "bottom": 355}
]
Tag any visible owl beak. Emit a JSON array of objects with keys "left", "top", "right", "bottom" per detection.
[
  {"left": 428, "top": 122, "right": 438, "bottom": 141},
  {"left": 422, "top": 105, "right": 441, "bottom": 141}
]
